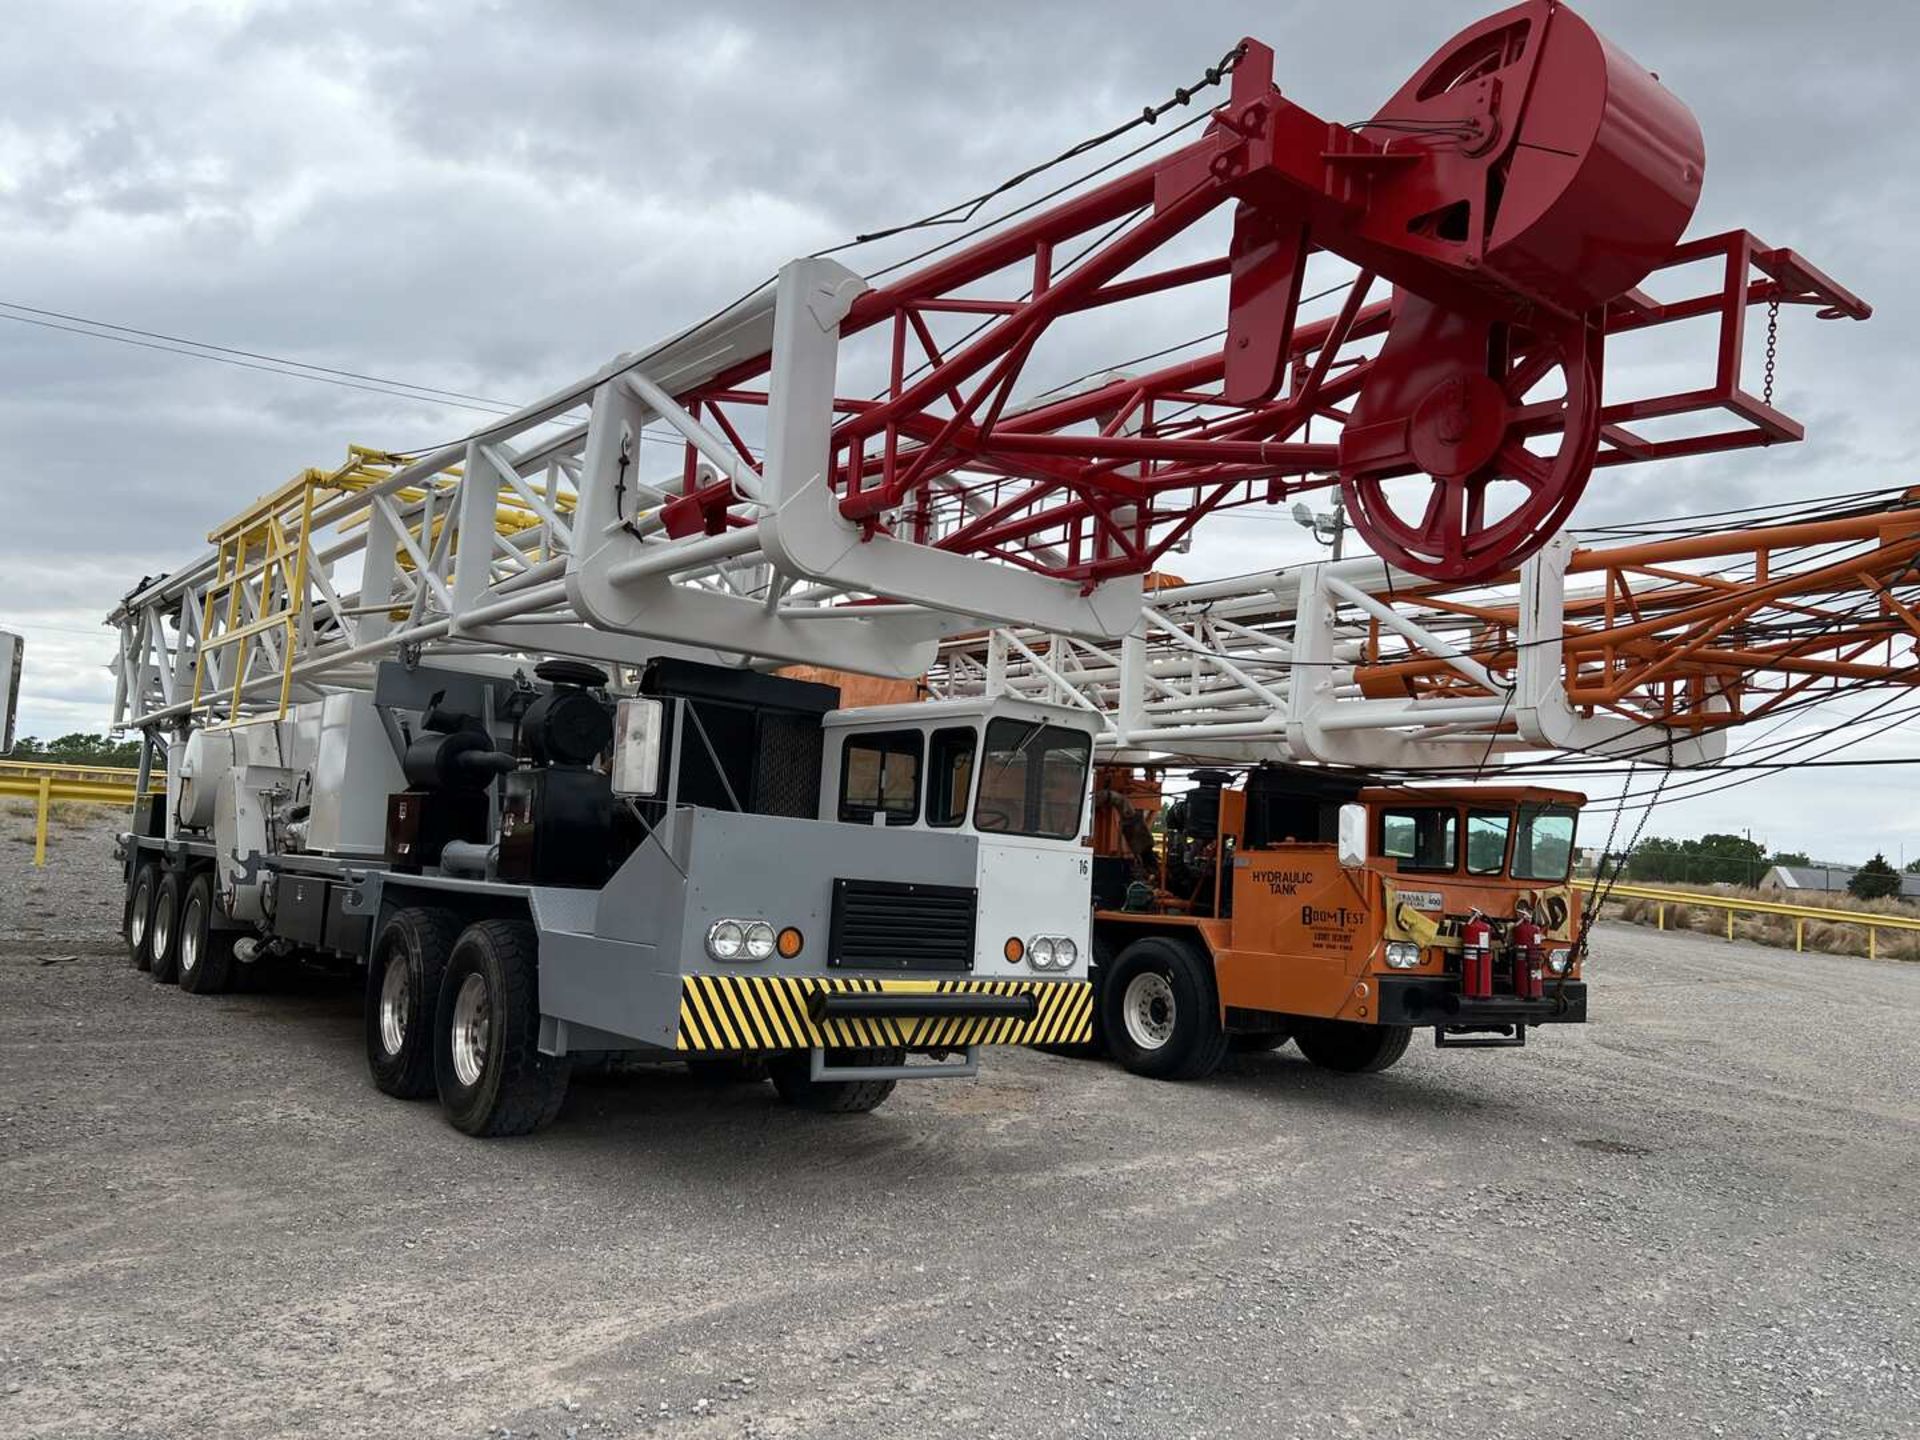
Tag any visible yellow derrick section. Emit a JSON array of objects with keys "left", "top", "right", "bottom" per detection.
[{"left": 188, "top": 446, "right": 578, "bottom": 723}]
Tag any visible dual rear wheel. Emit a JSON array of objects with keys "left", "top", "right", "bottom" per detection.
[{"left": 365, "top": 911, "right": 569, "bottom": 1137}]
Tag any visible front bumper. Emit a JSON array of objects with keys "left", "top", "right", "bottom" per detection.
[
  {"left": 676, "top": 975, "right": 1092, "bottom": 1053},
  {"left": 1376, "top": 977, "right": 1588, "bottom": 1027}
]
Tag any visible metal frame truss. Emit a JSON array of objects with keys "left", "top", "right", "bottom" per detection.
[{"left": 927, "top": 502, "right": 1920, "bottom": 770}]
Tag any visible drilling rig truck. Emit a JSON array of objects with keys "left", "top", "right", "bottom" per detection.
[{"left": 105, "top": 0, "right": 1868, "bottom": 1137}]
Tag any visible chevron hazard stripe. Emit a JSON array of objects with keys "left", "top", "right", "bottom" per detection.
[{"left": 676, "top": 975, "right": 1093, "bottom": 1052}]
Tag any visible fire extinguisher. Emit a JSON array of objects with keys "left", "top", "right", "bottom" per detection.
[
  {"left": 1461, "top": 909, "right": 1494, "bottom": 1000},
  {"left": 1511, "top": 914, "right": 1544, "bottom": 1001}
]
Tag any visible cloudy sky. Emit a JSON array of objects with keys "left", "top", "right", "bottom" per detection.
[{"left": 2, "top": 0, "right": 1917, "bottom": 862}]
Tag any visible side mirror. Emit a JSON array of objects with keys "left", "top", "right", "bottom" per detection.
[
  {"left": 611, "top": 696, "right": 665, "bottom": 796},
  {"left": 1336, "top": 803, "right": 1367, "bottom": 869}
]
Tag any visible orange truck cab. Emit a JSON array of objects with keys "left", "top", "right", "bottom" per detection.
[{"left": 1085, "top": 763, "right": 1586, "bottom": 1081}]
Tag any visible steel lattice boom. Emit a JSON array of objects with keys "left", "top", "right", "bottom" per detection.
[
  {"left": 111, "top": 1, "right": 1870, "bottom": 740},
  {"left": 927, "top": 499, "right": 1920, "bottom": 770}
]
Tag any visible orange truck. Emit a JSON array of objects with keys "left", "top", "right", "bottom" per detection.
[{"left": 1084, "top": 764, "right": 1586, "bottom": 1079}]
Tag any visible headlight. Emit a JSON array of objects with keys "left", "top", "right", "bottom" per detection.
[
  {"left": 1029, "top": 936, "right": 1057, "bottom": 969},
  {"left": 743, "top": 921, "right": 776, "bottom": 961},
  {"left": 1054, "top": 937, "right": 1078, "bottom": 967},
  {"left": 706, "top": 919, "right": 745, "bottom": 961},
  {"left": 1546, "top": 947, "right": 1572, "bottom": 975},
  {"left": 1384, "top": 940, "right": 1422, "bottom": 970}
]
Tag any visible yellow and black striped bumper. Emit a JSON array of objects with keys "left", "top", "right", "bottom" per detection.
[{"left": 677, "top": 975, "right": 1092, "bottom": 1053}]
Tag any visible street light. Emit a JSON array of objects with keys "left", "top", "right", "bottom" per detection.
[{"left": 1290, "top": 494, "right": 1347, "bottom": 560}]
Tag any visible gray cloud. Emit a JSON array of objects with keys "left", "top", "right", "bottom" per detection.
[{"left": 2, "top": 0, "right": 1914, "bottom": 854}]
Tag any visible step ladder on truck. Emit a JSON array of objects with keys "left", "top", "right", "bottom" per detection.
[{"left": 106, "top": 0, "right": 1871, "bottom": 1132}]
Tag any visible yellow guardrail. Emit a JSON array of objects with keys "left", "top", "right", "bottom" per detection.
[
  {"left": 0, "top": 760, "right": 160, "bottom": 867},
  {"left": 1606, "top": 881, "right": 1920, "bottom": 960}
]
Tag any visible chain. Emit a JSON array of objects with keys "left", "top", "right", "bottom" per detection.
[{"left": 1762, "top": 297, "right": 1781, "bottom": 407}]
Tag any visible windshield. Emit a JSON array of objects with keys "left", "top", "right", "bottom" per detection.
[
  {"left": 974, "top": 719, "right": 1091, "bottom": 839},
  {"left": 1466, "top": 809, "right": 1511, "bottom": 876},
  {"left": 1513, "top": 803, "right": 1578, "bottom": 881}
]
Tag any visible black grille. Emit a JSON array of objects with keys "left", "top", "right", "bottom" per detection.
[{"left": 828, "top": 878, "right": 976, "bottom": 971}]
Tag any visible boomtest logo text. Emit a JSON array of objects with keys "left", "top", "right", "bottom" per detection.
[{"left": 1301, "top": 905, "right": 1364, "bottom": 929}]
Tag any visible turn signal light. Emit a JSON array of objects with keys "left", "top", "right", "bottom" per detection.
[
  {"left": 1003, "top": 936, "right": 1025, "bottom": 964},
  {"left": 777, "top": 927, "right": 804, "bottom": 959}
]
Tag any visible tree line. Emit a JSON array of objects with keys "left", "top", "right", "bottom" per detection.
[
  {"left": 4, "top": 733, "right": 145, "bottom": 768},
  {"left": 1623, "top": 832, "right": 1909, "bottom": 901}
]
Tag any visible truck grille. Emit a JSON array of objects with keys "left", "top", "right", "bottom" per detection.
[{"left": 828, "top": 878, "right": 976, "bottom": 972}]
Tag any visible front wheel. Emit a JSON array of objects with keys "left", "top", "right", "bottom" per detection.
[
  {"left": 1100, "top": 935, "right": 1228, "bottom": 1081},
  {"left": 433, "top": 919, "right": 571, "bottom": 1136},
  {"left": 1293, "top": 1020, "right": 1413, "bottom": 1074},
  {"left": 768, "top": 1049, "right": 899, "bottom": 1113}
]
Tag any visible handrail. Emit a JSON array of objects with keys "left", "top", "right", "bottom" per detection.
[
  {"left": 0, "top": 761, "right": 160, "bottom": 867},
  {"left": 0, "top": 759, "right": 159, "bottom": 781},
  {"left": 1606, "top": 881, "right": 1920, "bottom": 959}
]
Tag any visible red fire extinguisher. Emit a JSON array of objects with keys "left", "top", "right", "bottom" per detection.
[
  {"left": 1461, "top": 910, "right": 1494, "bottom": 1000},
  {"left": 1512, "top": 915, "right": 1544, "bottom": 1001}
]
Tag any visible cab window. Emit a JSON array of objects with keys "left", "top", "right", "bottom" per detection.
[
  {"left": 838, "top": 731, "right": 922, "bottom": 825},
  {"left": 1466, "top": 809, "right": 1511, "bottom": 876},
  {"left": 927, "top": 726, "right": 976, "bottom": 828},
  {"left": 1514, "top": 804, "right": 1578, "bottom": 881},
  {"left": 974, "top": 719, "right": 1091, "bottom": 839},
  {"left": 1380, "top": 807, "right": 1458, "bottom": 871}
]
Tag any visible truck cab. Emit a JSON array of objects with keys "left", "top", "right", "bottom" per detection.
[
  {"left": 819, "top": 697, "right": 1095, "bottom": 986},
  {"left": 1086, "top": 763, "right": 1587, "bottom": 1081}
]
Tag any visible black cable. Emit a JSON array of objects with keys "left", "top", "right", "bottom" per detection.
[
  {"left": 0, "top": 308, "right": 522, "bottom": 415},
  {"left": 0, "top": 299, "right": 514, "bottom": 407},
  {"left": 814, "top": 42, "right": 1247, "bottom": 262}
]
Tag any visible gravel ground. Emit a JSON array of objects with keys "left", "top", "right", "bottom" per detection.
[{"left": 1, "top": 811, "right": 1917, "bottom": 1440}]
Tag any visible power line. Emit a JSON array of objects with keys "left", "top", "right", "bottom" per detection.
[{"left": 0, "top": 299, "right": 513, "bottom": 407}]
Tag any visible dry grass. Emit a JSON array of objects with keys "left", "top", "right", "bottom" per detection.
[
  {"left": 1608, "top": 881, "right": 1920, "bottom": 962},
  {"left": 2, "top": 798, "right": 114, "bottom": 829}
]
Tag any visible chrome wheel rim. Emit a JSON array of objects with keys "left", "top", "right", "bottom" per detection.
[
  {"left": 1122, "top": 970, "right": 1176, "bottom": 1051},
  {"left": 450, "top": 972, "right": 491, "bottom": 1088},
  {"left": 378, "top": 955, "right": 410, "bottom": 1057},
  {"left": 152, "top": 899, "right": 172, "bottom": 957},
  {"left": 130, "top": 887, "right": 149, "bottom": 948},
  {"left": 180, "top": 899, "right": 202, "bottom": 975}
]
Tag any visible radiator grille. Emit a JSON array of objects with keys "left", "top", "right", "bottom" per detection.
[{"left": 828, "top": 878, "right": 976, "bottom": 972}]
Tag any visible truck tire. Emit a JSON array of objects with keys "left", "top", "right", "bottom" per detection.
[
  {"left": 125, "top": 862, "right": 159, "bottom": 972},
  {"left": 366, "top": 907, "right": 461, "bottom": 1099},
  {"left": 768, "top": 1049, "right": 900, "bottom": 1113},
  {"left": 1294, "top": 1020, "right": 1413, "bottom": 1074},
  {"left": 148, "top": 870, "right": 185, "bottom": 985},
  {"left": 177, "top": 872, "right": 236, "bottom": 995},
  {"left": 1100, "top": 935, "right": 1229, "bottom": 1081},
  {"left": 1229, "top": 1028, "right": 1292, "bottom": 1054},
  {"left": 433, "top": 919, "right": 571, "bottom": 1137}
]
